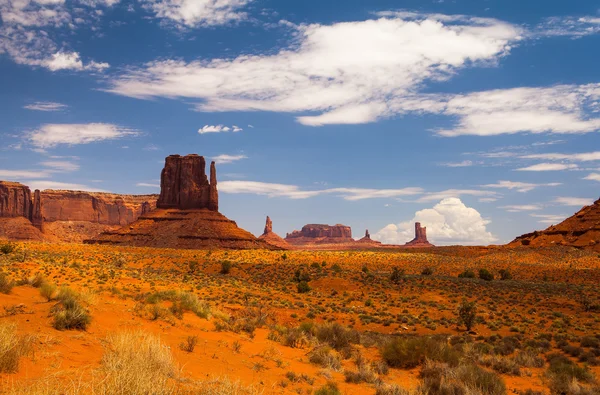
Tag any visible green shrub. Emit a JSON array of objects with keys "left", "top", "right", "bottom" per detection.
[
  {"left": 314, "top": 382, "right": 341, "bottom": 395},
  {"left": 458, "top": 270, "right": 475, "bottom": 278},
  {"left": 419, "top": 361, "right": 505, "bottom": 395},
  {"left": 457, "top": 299, "right": 477, "bottom": 331},
  {"left": 315, "top": 322, "right": 360, "bottom": 352},
  {"left": 421, "top": 267, "right": 434, "bottom": 276},
  {"left": 297, "top": 281, "right": 310, "bottom": 293},
  {"left": 478, "top": 268, "right": 494, "bottom": 281},
  {"left": 499, "top": 269, "right": 512, "bottom": 280},
  {"left": 546, "top": 352, "right": 594, "bottom": 393},
  {"left": 220, "top": 261, "right": 232, "bottom": 274},
  {"left": 390, "top": 267, "right": 405, "bottom": 284},
  {"left": 0, "top": 243, "right": 15, "bottom": 255},
  {"left": 381, "top": 336, "right": 460, "bottom": 369}
]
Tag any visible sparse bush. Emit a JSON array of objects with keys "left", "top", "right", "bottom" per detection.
[
  {"left": 293, "top": 269, "right": 310, "bottom": 282},
  {"left": 315, "top": 322, "right": 360, "bottom": 352},
  {"left": 421, "top": 267, "right": 434, "bottom": 276},
  {"left": 390, "top": 267, "right": 405, "bottom": 284},
  {"left": 457, "top": 299, "right": 477, "bottom": 331},
  {"left": 314, "top": 382, "right": 341, "bottom": 395},
  {"left": 419, "top": 361, "right": 506, "bottom": 395},
  {"left": 499, "top": 269, "right": 512, "bottom": 280},
  {"left": 51, "top": 287, "right": 91, "bottom": 331},
  {"left": 0, "top": 243, "right": 15, "bottom": 255},
  {"left": 382, "top": 336, "right": 460, "bottom": 369},
  {"left": 39, "top": 282, "right": 57, "bottom": 301},
  {"left": 179, "top": 335, "right": 198, "bottom": 353},
  {"left": 478, "top": 268, "right": 494, "bottom": 281},
  {"left": 375, "top": 383, "right": 410, "bottom": 395},
  {"left": 0, "top": 273, "right": 14, "bottom": 294},
  {"left": 308, "top": 346, "right": 341, "bottom": 370},
  {"left": 220, "top": 260, "right": 232, "bottom": 274},
  {"left": 546, "top": 352, "right": 594, "bottom": 393}
]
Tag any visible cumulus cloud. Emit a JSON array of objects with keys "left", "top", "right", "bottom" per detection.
[
  {"left": 482, "top": 180, "right": 561, "bottom": 192},
  {"left": 516, "top": 163, "right": 579, "bottom": 171},
  {"left": 373, "top": 197, "right": 497, "bottom": 245},
  {"left": 44, "top": 51, "right": 109, "bottom": 71},
  {"left": 554, "top": 197, "right": 595, "bottom": 206},
  {"left": 212, "top": 154, "right": 247, "bottom": 164},
  {"left": 141, "top": 0, "right": 252, "bottom": 28},
  {"left": 26, "top": 123, "right": 138, "bottom": 148},
  {"left": 106, "top": 14, "right": 521, "bottom": 125},
  {"left": 198, "top": 125, "right": 242, "bottom": 134},
  {"left": 218, "top": 180, "right": 423, "bottom": 200},
  {"left": 584, "top": 173, "right": 600, "bottom": 182},
  {"left": 24, "top": 101, "right": 67, "bottom": 111}
]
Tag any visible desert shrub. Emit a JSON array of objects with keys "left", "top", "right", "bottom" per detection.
[
  {"left": 480, "top": 354, "right": 521, "bottom": 375},
  {"left": 308, "top": 346, "right": 341, "bottom": 370},
  {"left": 314, "top": 382, "right": 341, "bottom": 395},
  {"left": 419, "top": 361, "right": 506, "bottom": 395},
  {"left": 314, "top": 322, "right": 360, "bottom": 352},
  {"left": 499, "top": 269, "right": 512, "bottom": 280},
  {"left": 29, "top": 273, "right": 45, "bottom": 288},
  {"left": 220, "top": 260, "right": 232, "bottom": 274},
  {"left": 100, "top": 331, "right": 175, "bottom": 394},
  {"left": 478, "top": 268, "right": 494, "bottom": 281},
  {"left": 457, "top": 299, "right": 477, "bottom": 331},
  {"left": 345, "top": 354, "right": 380, "bottom": 384},
  {"left": 421, "top": 267, "right": 434, "bottom": 276},
  {"left": 179, "top": 335, "right": 198, "bottom": 353},
  {"left": 375, "top": 383, "right": 410, "bottom": 395},
  {"left": 381, "top": 336, "right": 460, "bottom": 369},
  {"left": 293, "top": 269, "right": 310, "bottom": 282},
  {"left": 546, "top": 353, "right": 594, "bottom": 384},
  {"left": 39, "top": 282, "right": 57, "bottom": 301},
  {"left": 51, "top": 287, "right": 91, "bottom": 331},
  {"left": 458, "top": 270, "right": 476, "bottom": 279},
  {"left": 514, "top": 350, "right": 545, "bottom": 368},
  {"left": 0, "top": 322, "right": 33, "bottom": 373},
  {"left": 0, "top": 243, "right": 15, "bottom": 255},
  {"left": 0, "top": 273, "right": 14, "bottom": 294},
  {"left": 581, "top": 336, "right": 600, "bottom": 348},
  {"left": 390, "top": 267, "right": 405, "bottom": 284},
  {"left": 297, "top": 281, "right": 310, "bottom": 293}
]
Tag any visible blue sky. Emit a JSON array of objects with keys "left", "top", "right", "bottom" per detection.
[{"left": 1, "top": 0, "right": 599, "bottom": 245}]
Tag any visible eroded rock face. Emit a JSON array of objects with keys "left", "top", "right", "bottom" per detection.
[
  {"left": 41, "top": 190, "right": 157, "bottom": 226},
  {"left": 32, "top": 189, "right": 43, "bottom": 232},
  {"left": 263, "top": 216, "right": 273, "bottom": 235},
  {"left": 285, "top": 224, "right": 353, "bottom": 244},
  {"left": 0, "top": 181, "right": 32, "bottom": 219},
  {"left": 157, "top": 154, "right": 218, "bottom": 211},
  {"left": 405, "top": 222, "right": 433, "bottom": 247}
]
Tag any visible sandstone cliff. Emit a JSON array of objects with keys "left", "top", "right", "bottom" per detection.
[
  {"left": 405, "top": 222, "right": 434, "bottom": 247},
  {"left": 285, "top": 224, "right": 353, "bottom": 245},
  {"left": 509, "top": 198, "right": 600, "bottom": 251},
  {"left": 0, "top": 181, "right": 32, "bottom": 220}
]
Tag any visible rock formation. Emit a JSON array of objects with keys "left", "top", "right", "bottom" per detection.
[
  {"left": 90, "top": 154, "right": 278, "bottom": 250},
  {"left": 285, "top": 224, "right": 353, "bottom": 245},
  {"left": 357, "top": 229, "right": 382, "bottom": 245},
  {"left": 258, "top": 216, "right": 290, "bottom": 249},
  {"left": 0, "top": 181, "right": 32, "bottom": 220},
  {"left": 31, "top": 189, "right": 43, "bottom": 232},
  {"left": 509, "top": 198, "right": 600, "bottom": 252},
  {"left": 157, "top": 154, "right": 218, "bottom": 211},
  {"left": 404, "top": 222, "right": 434, "bottom": 247}
]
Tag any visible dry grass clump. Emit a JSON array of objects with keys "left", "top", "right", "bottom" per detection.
[
  {"left": 308, "top": 346, "right": 342, "bottom": 371},
  {"left": 51, "top": 287, "right": 91, "bottom": 331},
  {"left": 99, "top": 331, "right": 176, "bottom": 394},
  {"left": 381, "top": 336, "right": 460, "bottom": 369},
  {"left": 0, "top": 322, "right": 33, "bottom": 373},
  {"left": 418, "top": 360, "right": 506, "bottom": 395},
  {"left": 0, "top": 272, "right": 15, "bottom": 294}
]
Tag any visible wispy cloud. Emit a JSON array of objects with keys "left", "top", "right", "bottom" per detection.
[
  {"left": 198, "top": 125, "right": 243, "bottom": 134},
  {"left": 521, "top": 151, "right": 600, "bottom": 162},
  {"left": 40, "top": 160, "right": 79, "bottom": 172},
  {"left": 0, "top": 169, "right": 51, "bottom": 179},
  {"left": 500, "top": 204, "right": 543, "bottom": 212},
  {"left": 27, "top": 180, "right": 106, "bottom": 192},
  {"left": 212, "top": 154, "right": 247, "bottom": 164},
  {"left": 482, "top": 180, "right": 561, "bottom": 192},
  {"left": 584, "top": 173, "right": 600, "bottom": 182},
  {"left": 23, "top": 101, "right": 68, "bottom": 111},
  {"left": 554, "top": 197, "right": 595, "bottom": 206},
  {"left": 140, "top": 0, "right": 252, "bottom": 28},
  {"left": 136, "top": 182, "right": 159, "bottom": 188},
  {"left": 441, "top": 160, "right": 473, "bottom": 167},
  {"left": 530, "top": 213, "right": 567, "bottom": 224},
  {"left": 417, "top": 189, "right": 497, "bottom": 202},
  {"left": 25, "top": 123, "right": 138, "bottom": 148},
  {"left": 516, "top": 163, "right": 578, "bottom": 171}
]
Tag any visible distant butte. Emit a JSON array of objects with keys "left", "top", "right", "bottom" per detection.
[
  {"left": 285, "top": 224, "right": 354, "bottom": 245},
  {"left": 357, "top": 229, "right": 382, "bottom": 245},
  {"left": 258, "top": 216, "right": 291, "bottom": 249},
  {"left": 404, "top": 222, "right": 434, "bottom": 247},
  {"left": 89, "top": 154, "right": 278, "bottom": 250}
]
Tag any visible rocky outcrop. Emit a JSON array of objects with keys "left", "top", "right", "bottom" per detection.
[
  {"left": 357, "top": 229, "right": 381, "bottom": 245},
  {"left": 32, "top": 189, "right": 43, "bottom": 232},
  {"left": 405, "top": 222, "right": 434, "bottom": 247},
  {"left": 0, "top": 181, "right": 32, "bottom": 219},
  {"left": 41, "top": 190, "right": 157, "bottom": 226},
  {"left": 259, "top": 216, "right": 290, "bottom": 249},
  {"left": 509, "top": 198, "right": 600, "bottom": 251},
  {"left": 285, "top": 224, "right": 353, "bottom": 245},
  {"left": 90, "top": 154, "right": 277, "bottom": 250},
  {"left": 157, "top": 154, "right": 218, "bottom": 211}
]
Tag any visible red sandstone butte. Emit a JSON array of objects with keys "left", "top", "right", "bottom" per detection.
[
  {"left": 404, "top": 222, "right": 434, "bottom": 247},
  {"left": 0, "top": 181, "right": 32, "bottom": 220},
  {"left": 357, "top": 229, "right": 382, "bottom": 245},
  {"left": 285, "top": 224, "right": 353, "bottom": 245},
  {"left": 258, "top": 216, "right": 290, "bottom": 249},
  {"left": 157, "top": 154, "right": 218, "bottom": 211}
]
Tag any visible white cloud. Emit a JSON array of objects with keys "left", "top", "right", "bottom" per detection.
[
  {"left": 26, "top": 180, "right": 106, "bottom": 191},
  {"left": 0, "top": 169, "right": 51, "bottom": 179},
  {"left": 44, "top": 51, "right": 109, "bottom": 71},
  {"left": 500, "top": 204, "right": 543, "bottom": 212},
  {"left": 141, "top": 0, "right": 252, "bottom": 28},
  {"left": 198, "top": 124, "right": 242, "bottom": 134},
  {"left": 516, "top": 163, "right": 578, "bottom": 171},
  {"left": 554, "top": 197, "right": 595, "bottom": 207},
  {"left": 417, "top": 189, "right": 497, "bottom": 202},
  {"left": 40, "top": 160, "right": 79, "bottom": 172},
  {"left": 530, "top": 213, "right": 567, "bottom": 224},
  {"left": 584, "top": 173, "right": 600, "bottom": 182},
  {"left": 23, "top": 101, "right": 67, "bottom": 111},
  {"left": 212, "top": 154, "right": 247, "bottom": 164},
  {"left": 136, "top": 182, "right": 159, "bottom": 188},
  {"left": 218, "top": 180, "right": 423, "bottom": 200},
  {"left": 521, "top": 151, "right": 600, "bottom": 162},
  {"left": 106, "top": 14, "right": 521, "bottom": 125},
  {"left": 535, "top": 16, "right": 600, "bottom": 38},
  {"left": 441, "top": 160, "right": 473, "bottom": 167},
  {"left": 26, "top": 123, "right": 138, "bottom": 148},
  {"left": 373, "top": 197, "right": 496, "bottom": 245},
  {"left": 483, "top": 180, "right": 561, "bottom": 192}
]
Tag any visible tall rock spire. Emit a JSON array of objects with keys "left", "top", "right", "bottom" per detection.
[
  {"left": 263, "top": 216, "right": 273, "bottom": 235},
  {"left": 31, "top": 189, "right": 44, "bottom": 231},
  {"left": 208, "top": 161, "right": 218, "bottom": 212}
]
